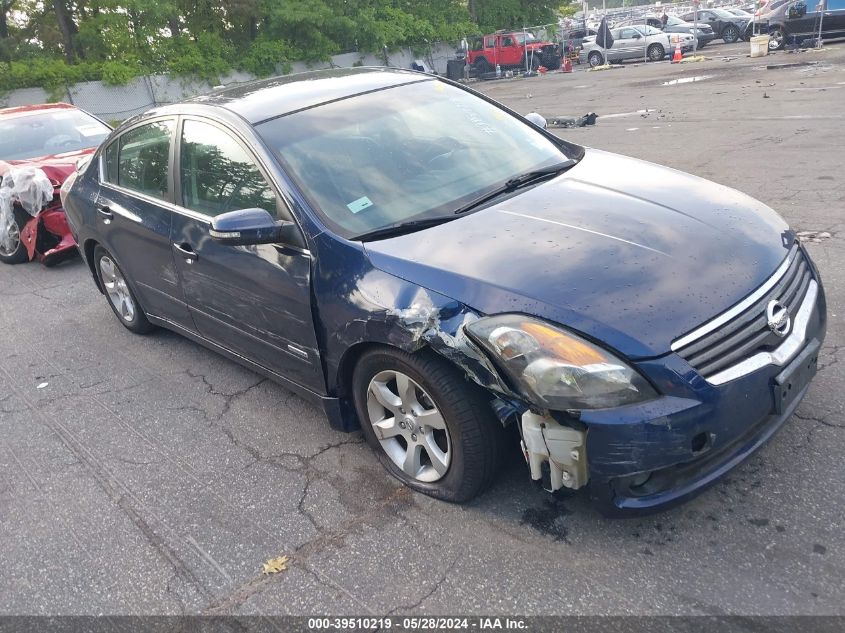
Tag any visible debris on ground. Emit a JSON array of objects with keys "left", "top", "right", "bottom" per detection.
[
  {"left": 261, "top": 555, "right": 290, "bottom": 574},
  {"left": 546, "top": 112, "right": 598, "bottom": 128},
  {"left": 796, "top": 230, "right": 832, "bottom": 243}
]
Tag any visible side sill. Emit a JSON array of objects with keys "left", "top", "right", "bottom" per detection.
[{"left": 145, "top": 314, "right": 357, "bottom": 432}]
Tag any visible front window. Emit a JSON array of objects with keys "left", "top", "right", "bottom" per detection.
[
  {"left": 256, "top": 80, "right": 574, "bottom": 239},
  {"left": 179, "top": 120, "right": 277, "bottom": 218},
  {"left": 0, "top": 108, "right": 110, "bottom": 161}
]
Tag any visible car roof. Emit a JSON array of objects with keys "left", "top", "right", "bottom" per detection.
[
  {"left": 0, "top": 102, "right": 78, "bottom": 120},
  {"left": 186, "top": 67, "right": 431, "bottom": 125}
]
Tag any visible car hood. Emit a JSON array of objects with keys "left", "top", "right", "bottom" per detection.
[
  {"left": 363, "top": 149, "right": 792, "bottom": 359},
  {"left": 0, "top": 147, "right": 95, "bottom": 187}
]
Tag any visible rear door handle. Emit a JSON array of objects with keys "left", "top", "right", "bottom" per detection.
[
  {"left": 173, "top": 242, "right": 198, "bottom": 264},
  {"left": 96, "top": 204, "right": 113, "bottom": 223}
]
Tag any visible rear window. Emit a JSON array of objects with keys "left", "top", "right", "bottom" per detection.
[{"left": 104, "top": 119, "right": 174, "bottom": 201}]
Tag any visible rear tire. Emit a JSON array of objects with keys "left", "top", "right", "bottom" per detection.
[
  {"left": 588, "top": 51, "right": 604, "bottom": 67},
  {"left": 0, "top": 207, "right": 31, "bottom": 265},
  {"left": 647, "top": 43, "right": 665, "bottom": 61},
  {"left": 94, "top": 245, "right": 155, "bottom": 334},
  {"left": 353, "top": 346, "right": 504, "bottom": 503},
  {"left": 473, "top": 57, "right": 491, "bottom": 75}
]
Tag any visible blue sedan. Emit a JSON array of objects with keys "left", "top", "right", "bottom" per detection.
[{"left": 62, "top": 68, "right": 826, "bottom": 516}]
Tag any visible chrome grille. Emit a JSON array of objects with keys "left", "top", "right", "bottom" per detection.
[{"left": 673, "top": 246, "right": 813, "bottom": 380}]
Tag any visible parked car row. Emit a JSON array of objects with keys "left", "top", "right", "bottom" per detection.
[
  {"left": 579, "top": 25, "right": 691, "bottom": 66},
  {"left": 4, "top": 67, "right": 828, "bottom": 518}
]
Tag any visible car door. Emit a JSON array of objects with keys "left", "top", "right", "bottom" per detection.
[
  {"left": 618, "top": 28, "right": 643, "bottom": 59},
  {"left": 483, "top": 35, "right": 497, "bottom": 65},
  {"left": 500, "top": 34, "right": 521, "bottom": 65},
  {"left": 169, "top": 116, "right": 324, "bottom": 392},
  {"left": 96, "top": 118, "right": 193, "bottom": 328},
  {"left": 784, "top": 1, "right": 820, "bottom": 39},
  {"left": 822, "top": 0, "right": 845, "bottom": 36}
]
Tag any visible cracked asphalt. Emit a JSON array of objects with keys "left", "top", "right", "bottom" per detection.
[{"left": 1, "top": 41, "right": 843, "bottom": 616}]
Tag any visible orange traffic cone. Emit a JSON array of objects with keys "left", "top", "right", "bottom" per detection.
[
  {"left": 562, "top": 56, "right": 573, "bottom": 73},
  {"left": 672, "top": 43, "right": 682, "bottom": 63}
]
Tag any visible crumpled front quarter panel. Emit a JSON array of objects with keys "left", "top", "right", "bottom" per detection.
[{"left": 310, "top": 233, "right": 512, "bottom": 399}]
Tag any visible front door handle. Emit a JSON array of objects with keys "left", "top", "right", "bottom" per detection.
[
  {"left": 96, "top": 204, "right": 113, "bottom": 223},
  {"left": 173, "top": 242, "right": 198, "bottom": 264}
]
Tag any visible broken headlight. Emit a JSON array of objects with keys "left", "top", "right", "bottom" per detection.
[{"left": 466, "top": 315, "right": 656, "bottom": 410}]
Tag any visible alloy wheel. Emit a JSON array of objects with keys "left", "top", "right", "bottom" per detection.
[
  {"left": 723, "top": 26, "right": 739, "bottom": 43},
  {"left": 99, "top": 255, "right": 136, "bottom": 323},
  {"left": 366, "top": 369, "right": 452, "bottom": 483},
  {"left": 769, "top": 30, "right": 784, "bottom": 50},
  {"left": 0, "top": 216, "right": 20, "bottom": 256}
]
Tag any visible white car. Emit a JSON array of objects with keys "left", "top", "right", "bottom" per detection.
[{"left": 580, "top": 25, "right": 673, "bottom": 67}]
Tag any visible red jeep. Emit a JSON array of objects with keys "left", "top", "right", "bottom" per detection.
[{"left": 467, "top": 31, "right": 562, "bottom": 73}]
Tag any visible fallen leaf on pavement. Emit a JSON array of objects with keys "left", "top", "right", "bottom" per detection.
[{"left": 262, "top": 555, "right": 290, "bottom": 574}]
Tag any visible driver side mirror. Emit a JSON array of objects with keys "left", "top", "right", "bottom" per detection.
[
  {"left": 788, "top": 2, "right": 807, "bottom": 18},
  {"left": 210, "top": 208, "right": 290, "bottom": 246},
  {"left": 632, "top": 32, "right": 642, "bottom": 39}
]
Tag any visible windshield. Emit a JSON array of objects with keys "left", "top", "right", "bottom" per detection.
[
  {"left": 514, "top": 33, "right": 537, "bottom": 43},
  {"left": 640, "top": 25, "right": 662, "bottom": 35},
  {"left": 666, "top": 16, "right": 686, "bottom": 25},
  {"left": 712, "top": 8, "right": 738, "bottom": 18},
  {"left": 0, "top": 109, "right": 110, "bottom": 160},
  {"left": 257, "top": 80, "right": 573, "bottom": 239}
]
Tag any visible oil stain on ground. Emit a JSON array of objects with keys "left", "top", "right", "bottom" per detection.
[{"left": 520, "top": 498, "right": 572, "bottom": 542}]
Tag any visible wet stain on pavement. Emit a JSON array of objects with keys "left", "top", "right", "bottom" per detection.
[{"left": 520, "top": 499, "right": 572, "bottom": 542}]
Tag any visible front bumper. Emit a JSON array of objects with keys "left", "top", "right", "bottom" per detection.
[{"left": 580, "top": 268, "right": 826, "bottom": 517}]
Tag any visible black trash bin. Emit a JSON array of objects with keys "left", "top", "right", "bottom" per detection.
[{"left": 446, "top": 58, "right": 466, "bottom": 81}]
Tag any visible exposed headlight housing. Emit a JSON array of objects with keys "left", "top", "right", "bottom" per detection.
[{"left": 465, "top": 315, "right": 657, "bottom": 410}]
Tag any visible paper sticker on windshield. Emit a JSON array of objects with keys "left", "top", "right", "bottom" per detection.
[
  {"left": 347, "top": 196, "right": 373, "bottom": 214},
  {"left": 76, "top": 124, "right": 104, "bottom": 137}
]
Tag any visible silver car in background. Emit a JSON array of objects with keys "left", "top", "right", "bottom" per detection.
[{"left": 580, "top": 25, "right": 673, "bottom": 67}]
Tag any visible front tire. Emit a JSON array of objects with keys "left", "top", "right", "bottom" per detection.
[
  {"left": 353, "top": 347, "right": 503, "bottom": 502},
  {"left": 769, "top": 27, "right": 785, "bottom": 50},
  {"left": 0, "top": 207, "right": 31, "bottom": 265},
  {"left": 647, "top": 43, "right": 665, "bottom": 61},
  {"left": 722, "top": 25, "right": 740, "bottom": 43},
  {"left": 94, "top": 245, "right": 154, "bottom": 334}
]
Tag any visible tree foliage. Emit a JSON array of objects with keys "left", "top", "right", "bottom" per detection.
[{"left": 0, "top": 0, "right": 568, "bottom": 91}]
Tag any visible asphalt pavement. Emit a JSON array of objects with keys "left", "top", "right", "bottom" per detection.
[{"left": 1, "top": 41, "right": 843, "bottom": 616}]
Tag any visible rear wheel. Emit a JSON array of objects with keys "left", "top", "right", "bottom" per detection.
[
  {"left": 0, "top": 207, "right": 31, "bottom": 265},
  {"left": 472, "top": 57, "right": 491, "bottom": 75},
  {"left": 647, "top": 43, "right": 665, "bottom": 61},
  {"left": 588, "top": 51, "right": 604, "bottom": 67},
  {"left": 94, "top": 245, "right": 155, "bottom": 334},
  {"left": 722, "top": 25, "right": 740, "bottom": 43},
  {"left": 768, "top": 27, "right": 785, "bottom": 50},
  {"left": 353, "top": 347, "right": 504, "bottom": 502}
]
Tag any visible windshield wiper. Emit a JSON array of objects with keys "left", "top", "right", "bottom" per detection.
[
  {"left": 352, "top": 216, "right": 457, "bottom": 242},
  {"left": 453, "top": 159, "right": 577, "bottom": 216}
]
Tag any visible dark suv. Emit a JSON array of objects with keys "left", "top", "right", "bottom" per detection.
[{"left": 680, "top": 8, "right": 750, "bottom": 42}]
